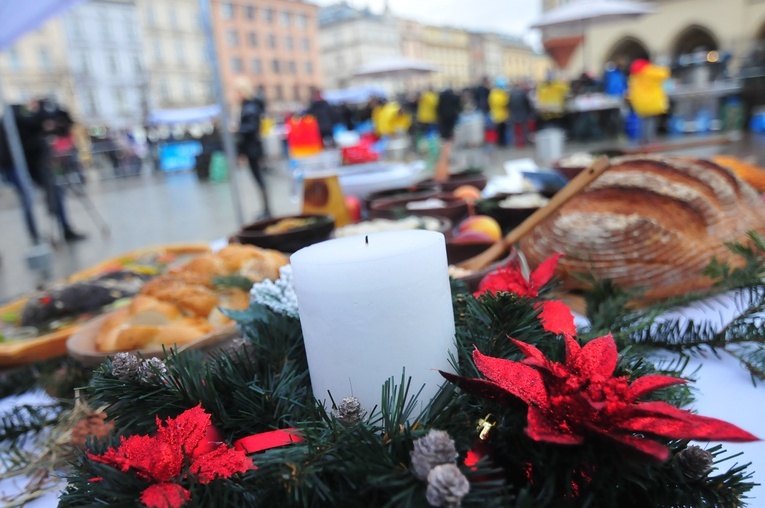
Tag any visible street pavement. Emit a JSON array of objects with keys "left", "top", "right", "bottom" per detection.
[{"left": 0, "top": 135, "right": 761, "bottom": 302}]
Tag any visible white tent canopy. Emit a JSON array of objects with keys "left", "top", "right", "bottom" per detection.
[
  {"left": 531, "top": 0, "right": 656, "bottom": 30},
  {"left": 354, "top": 56, "right": 437, "bottom": 78},
  {"left": 147, "top": 105, "right": 221, "bottom": 125},
  {"left": 0, "top": 0, "right": 84, "bottom": 50}
]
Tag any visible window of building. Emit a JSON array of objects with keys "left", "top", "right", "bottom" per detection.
[
  {"left": 274, "top": 84, "right": 283, "bottom": 101},
  {"left": 159, "top": 80, "right": 170, "bottom": 101},
  {"left": 183, "top": 81, "right": 192, "bottom": 101},
  {"left": 175, "top": 41, "right": 185, "bottom": 64},
  {"left": 272, "top": 59, "right": 280, "bottom": 73},
  {"left": 245, "top": 5, "right": 256, "bottom": 20},
  {"left": 280, "top": 11, "right": 291, "bottom": 27},
  {"left": 263, "top": 8, "right": 274, "bottom": 24},
  {"left": 146, "top": 5, "right": 155, "bottom": 27},
  {"left": 304, "top": 61, "right": 313, "bottom": 75},
  {"left": 115, "top": 89, "right": 125, "bottom": 110},
  {"left": 296, "top": 14, "right": 308, "bottom": 28},
  {"left": 153, "top": 41, "right": 163, "bottom": 63},
  {"left": 285, "top": 36, "right": 293, "bottom": 51},
  {"left": 248, "top": 32, "right": 258, "bottom": 47},
  {"left": 293, "top": 85, "right": 301, "bottom": 101},
  {"left": 220, "top": 2, "right": 234, "bottom": 20},
  {"left": 84, "top": 90, "right": 97, "bottom": 115},
  {"left": 169, "top": 6, "right": 178, "bottom": 28},
  {"left": 133, "top": 55, "right": 141, "bottom": 73},
  {"left": 39, "top": 47, "right": 52, "bottom": 70},
  {"left": 267, "top": 34, "right": 277, "bottom": 48},
  {"left": 81, "top": 54, "right": 91, "bottom": 75},
  {"left": 231, "top": 57, "right": 244, "bottom": 74},
  {"left": 288, "top": 60, "right": 296, "bottom": 74},
  {"left": 300, "top": 37, "right": 310, "bottom": 52},
  {"left": 7, "top": 48, "right": 21, "bottom": 70},
  {"left": 257, "top": 84, "right": 265, "bottom": 98},
  {"left": 226, "top": 29, "right": 239, "bottom": 47},
  {"left": 250, "top": 58, "right": 262, "bottom": 74},
  {"left": 107, "top": 53, "right": 118, "bottom": 73}
]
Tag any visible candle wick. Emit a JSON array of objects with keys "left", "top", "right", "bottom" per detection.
[{"left": 365, "top": 235, "right": 369, "bottom": 246}]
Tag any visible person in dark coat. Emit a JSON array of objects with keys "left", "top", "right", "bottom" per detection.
[
  {"left": 475, "top": 76, "right": 491, "bottom": 117},
  {"left": 436, "top": 88, "right": 461, "bottom": 142},
  {"left": 236, "top": 78, "right": 270, "bottom": 219},
  {"left": 307, "top": 88, "right": 334, "bottom": 146},
  {"left": 0, "top": 100, "right": 85, "bottom": 242},
  {"left": 509, "top": 83, "right": 533, "bottom": 148},
  {"left": 434, "top": 88, "right": 462, "bottom": 182}
]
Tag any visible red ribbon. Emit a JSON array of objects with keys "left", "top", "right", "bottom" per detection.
[{"left": 234, "top": 428, "right": 303, "bottom": 454}]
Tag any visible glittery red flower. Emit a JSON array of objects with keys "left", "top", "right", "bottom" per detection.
[
  {"left": 89, "top": 405, "right": 253, "bottom": 508},
  {"left": 442, "top": 335, "right": 758, "bottom": 461},
  {"left": 141, "top": 483, "right": 191, "bottom": 508},
  {"left": 474, "top": 254, "right": 561, "bottom": 298},
  {"left": 536, "top": 300, "right": 576, "bottom": 338}
]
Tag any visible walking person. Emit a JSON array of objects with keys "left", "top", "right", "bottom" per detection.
[
  {"left": 489, "top": 78, "right": 510, "bottom": 147},
  {"left": 236, "top": 78, "right": 271, "bottom": 219},
  {"left": 307, "top": 88, "right": 334, "bottom": 147},
  {"left": 434, "top": 87, "right": 462, "bottom": 182},
  {"left": 627, "top": 58, "right": 670, "bottom": 146},
  {"left": 1, "top": 100, "right": 86, "bottom": 242},
  {"left": 509, "top": 82, "right": 533, "bottom": 148}
]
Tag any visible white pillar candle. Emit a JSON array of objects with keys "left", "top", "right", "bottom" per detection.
[{"left": 290, "top": 230, "right": 455, "bottom": 412}]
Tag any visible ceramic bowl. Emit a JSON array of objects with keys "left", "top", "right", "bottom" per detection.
[
  {"left": 416, "top": 169, "right": 488, "bottom": 192},
  {"left": 234, "top": 214, "right": 334, "bottom": 253},
  {"left": 369, "top": 194, "right": 469, "bottom": 224}
]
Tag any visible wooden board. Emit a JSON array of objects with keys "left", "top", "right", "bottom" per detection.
[{"left": 0, "top": 243, "right": 211, "bottom": 368}]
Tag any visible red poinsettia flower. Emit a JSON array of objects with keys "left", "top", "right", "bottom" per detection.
[
  {"left": 89, "top": 405, "right": 253, "bottom": 508},
  {"left": 442, "top": 335, "right": 758, "bottom": 461},
  {"left": 474, "top": 253, "right": 562, "bottom": 298},
  {"left": 536, "top": 300, "right": 576, "bottom": 338}
]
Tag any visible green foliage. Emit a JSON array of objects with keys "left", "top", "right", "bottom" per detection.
[
  {"left": 212, "top": 274, "right": 256, "bottom": 292},
  {"left": 58, "top": 288, "right": 757, "bottom": 507}
]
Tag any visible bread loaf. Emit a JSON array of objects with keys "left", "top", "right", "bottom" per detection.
[
  {"left": 519, "top": 156, "right": 765, "bottom": 302},
  {"left": 95, "top": 244, "right": 288, "bottom": 352}
]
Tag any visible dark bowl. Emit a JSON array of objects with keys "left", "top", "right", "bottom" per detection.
[
  {"left": 363, "top": 184, "right": 440, "bottom": 213},
  {"left": 369, "top": 194, "right": 469, "bottom": 224},
  {"left": 446, "top": 240, "right": 516, "bottom": 293},
  {"left": 475, "top": 195, "right": 542, "bottom": 234},
  {"left": 552, "top": 164, "right": 586, "bottom": 181},
  {"left": 234, "top": 214, "right": 335, "bottom": 253},
  {"left": 416, "top": 169, "right": 488, "bottom": 192}
]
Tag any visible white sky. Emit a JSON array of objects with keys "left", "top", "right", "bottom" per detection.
[{"left": 312, "top": 0, "right": 543, "bottom": 46}]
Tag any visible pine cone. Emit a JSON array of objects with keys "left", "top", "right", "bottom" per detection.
[
  {"left": 137, "top": 357, "right": 168, "bottom": 384},
  {"left": 111, "top": 352, "right": 141, "bottom": 381},
  {"left": 425, "top": 464, "right": 470, "bottom": 507},
  {"left": 71, "top": 412, "right": 114, "bottom": 449},
  {"left": 226, "top": 337, "right": 256, "bottom": 365},
  {"left": 676, "top": 445, "right": 714, "bottom": 481},
  {"left": 411, "top": 430, "right": 459, "bottom": 481},
  {"left": 334, "top": 396, "right": 367, "bottom": 426}
]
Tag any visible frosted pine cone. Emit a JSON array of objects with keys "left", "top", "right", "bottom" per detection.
[
  {"left": 110, "top": 352, "right": 141, "bottom": 381},
  {"left": 334, "top": 396, "right": 367, "bottom": 425},
  {"left": 426, "top": 464, "right": 470, "bottom": 507},
  {"left": 411, "top": 430, "right": 458, "bottom": 481},
  {"left": 137, "top": 357, "right": 167, "bottom": 384},
  {"left": 676, "top": 445, "right": 714, "bottom": 481}
]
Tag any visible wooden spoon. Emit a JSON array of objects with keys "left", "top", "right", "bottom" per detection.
[{"left": 458, "top": 157, "right": 611, "bottom": 273}]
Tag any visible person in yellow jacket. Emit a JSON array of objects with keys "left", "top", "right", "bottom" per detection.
[
  {"left": 488, "top": 77, "right": 509, "bottom": 147},
  {"left": 374, "top": 102, "right": 412, "bottom": 137},
  {"left": 627, "top": 58, "right": 670, "bottom": 145},
  {"left": 416, "top": 88, "right": 439, "bottom": 134},
  {"left": 536, "top": 78, "right": 569, "bottom": 128}
]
